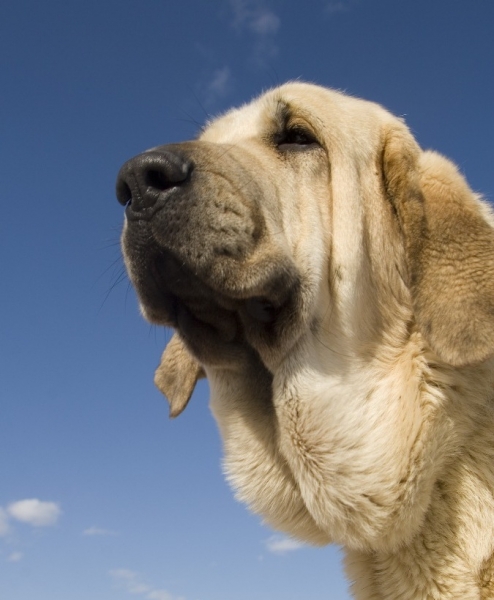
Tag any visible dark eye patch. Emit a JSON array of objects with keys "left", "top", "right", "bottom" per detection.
[{"left": 276, "top": 126, "right": 320, "bottom": 152}]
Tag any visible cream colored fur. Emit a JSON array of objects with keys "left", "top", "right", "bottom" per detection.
[{"left": 132, "top": 83, "right": 494, "bottom": 599}]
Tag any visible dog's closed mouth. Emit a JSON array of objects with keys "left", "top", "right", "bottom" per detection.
[
  {"left": 244, "top": 297, "right": 278, "bottom": 323},
  {"left": 130, "top": 245, "right": 298, "bottom": 365}
]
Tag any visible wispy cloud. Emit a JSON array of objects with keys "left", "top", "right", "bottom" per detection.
[
  {"left": 195, "top": 65, "right": 233, "bottom": 109},
  {"left": 110, "top": 569, "right": 184, "bottom": 600},
  {"left": 83, "top": 526, "right": 118, "bottom": 537},
  {"left": 324, "top": 0, "right": 358, "bottom": 16},
  {"left": 207, "top": 66, "right": 233, "bottom": 102},
  {"left": 1, "top": 499, "right": 61, "bottom": 563},
  {"left": 7, "top": 499, "right": 61, "bottom": 527},
  {"left": 7, "top": 551, "right": 23, "bottom": 563},
  {"left": 194, "top": 1, "right": 280, "bottom": 108},
  {"left": 229, "top": 0, "right": 280, "bottom": 35},
  {"left": 265, "top": 534, "right": 305, "bottom": 554},
  {"left": 228, "top": 0, "right": 280, "bottom": 66}
]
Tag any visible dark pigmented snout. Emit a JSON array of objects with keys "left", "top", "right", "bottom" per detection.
[{"left": 116, "top": 149, "right": 193, "bottom": 217}]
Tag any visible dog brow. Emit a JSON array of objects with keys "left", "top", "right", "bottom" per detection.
[
  {"left": 273, "top": 98, "right": 292, "bottom": 131},
  {"left": 273, "top": 98, "right": 317, "bottom": 134}
]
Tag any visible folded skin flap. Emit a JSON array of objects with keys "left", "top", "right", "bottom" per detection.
[{"left": 154, "top": 333, "right": 205, "bottom": 418}]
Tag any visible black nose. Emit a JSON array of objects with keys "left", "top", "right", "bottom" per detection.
[{"left": 116, "top": 149, "right": 193, "bottom": 214}]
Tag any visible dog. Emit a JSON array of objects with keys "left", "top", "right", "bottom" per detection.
[{"left": 116, "top": 82, "right": 494, "bottom": 599}]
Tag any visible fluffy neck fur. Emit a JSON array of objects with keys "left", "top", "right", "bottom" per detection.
[{"left": 208, "top": 325, "right": 494, "bottom": 599}]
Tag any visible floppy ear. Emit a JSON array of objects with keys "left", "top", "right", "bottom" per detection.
[
  {"left": 154, "top": 333, "right": 205, "bottom": 418},
  {"left": 383, "top": 125, "right": 494, "bottom": 366}
]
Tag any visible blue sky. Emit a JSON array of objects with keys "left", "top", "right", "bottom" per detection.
[{"left": 1, "top": 1, "right": 493, "bottom": 599}]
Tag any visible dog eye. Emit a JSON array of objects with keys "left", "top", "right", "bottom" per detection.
[{"left": 277, "top": 128, "right": 319, "bottom": 151}]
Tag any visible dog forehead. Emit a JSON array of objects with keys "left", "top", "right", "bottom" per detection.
[
  {"left": 200, "top": 83, "right": 392, "bottom": 150},
  {"left": 200, "top": 95, "right": 276, "bottom": 145},
  {"left": 200, "top": 84, "right": 332, "bottom": 144}
]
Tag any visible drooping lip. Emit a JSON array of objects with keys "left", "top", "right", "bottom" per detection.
[
  {"left": 125, "top": 239, "right": 301, "bottom": 352},
  {"left": 144, "top": 246, "right": 297, "bottom": 318}
]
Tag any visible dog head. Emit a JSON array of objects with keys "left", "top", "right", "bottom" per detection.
[{"left": 117, "top": 82, "right": 494, "bottom": 416}]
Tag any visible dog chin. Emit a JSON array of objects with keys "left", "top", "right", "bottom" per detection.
[{"left": 133, "top": 248, "right": 302, "bottom": 368}]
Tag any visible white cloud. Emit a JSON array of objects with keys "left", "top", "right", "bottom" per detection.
[
  {"left": 249, "top": 8, "right": 280, "bottom": 35},
  {"left": 198, "top": 66, "right": 233, "bottom": 108},
  {"left": 265, "top": 534, "right": 305, "bottom": 554},
  {"left": 109, "top": 569, "right": 182, "bottom": 600},
  {"left": 228, "top": 0, "right": 280, "bottom": 67},
  {"left": 110, "top": 569, "right": 152, "bottom": 594},
  {"left": 0, "top": 508, "right": 10, "bottom": 537},
  {"left": 208, "top": 67, "right": 232, "bottom": 99},
  {"left": 83, "top": 526, "right": 117, "bottom": 537},
  {"left": 195, "top": 1, "right": 279, "bottom": 106},
  {"left": 324, "top": 0, "right": 358, "bottom": 16},
  {"left": 325, "top": 2, "right": 348, "bottom": 14},
  {"left": 229, "top": 0, "right": 280, "bottom": 35},
  {"left": 7, "top": 499, "right": 61, "bottom": 527},
  {"left": 7, "top": 551, "right": 23, "bottom": 563},
  {"left": 251, "top": 12, "right": 279, "bottom": 35},
  {"left": 147, "top": 591, "right": 175, "bottom": 600}
]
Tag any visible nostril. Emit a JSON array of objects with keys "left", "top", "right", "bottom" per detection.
[
  {"left": 116, "top": 179, "right": 133, "bottom": 206},
  {"left": 145, "top": 169, "right": 172, "bottom": 191},
  {"left": 116, "top": 149, "right": 193, "bottom": 212}
]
